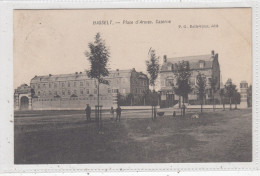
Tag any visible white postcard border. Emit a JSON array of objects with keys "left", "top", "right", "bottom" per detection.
[{"left": 0, "top": 0, "right": 259, "bottom": 173}]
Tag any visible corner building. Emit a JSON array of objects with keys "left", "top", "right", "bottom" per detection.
[{"left": 160, "top": 50, "right": 221, "bottom": 107}]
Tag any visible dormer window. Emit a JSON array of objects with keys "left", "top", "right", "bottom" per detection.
[{"left": 199, "top": 60, "right": 205, "bottom": 68}]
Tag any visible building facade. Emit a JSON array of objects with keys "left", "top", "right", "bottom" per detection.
[
  {"left": 14, "top": 68, "right": 149, "bottom": 110},
  {"left": 160, "top": 50, "right": 221, "bottom": 107},
  {"left": 240, "top": 81, "right": 248, "bottom": 108}
]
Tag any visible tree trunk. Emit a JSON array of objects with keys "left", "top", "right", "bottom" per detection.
[
  {"left": 182, "top": 96, "right": 185, "bottom": 116},
  {"left": 212, "top": 93, "right": 215, "bottom": 111},
  {"left": 229, "top": 98, "right": 232, "bottom": 110},
  {"left": 97, "top": 81, "right": 101, "bottom": 131},
  {"left": 201, "top": 102, "right": 203, "bottom": 113},
  {"left": 179, "top": 96, "right": 181, "bottom": 108}
]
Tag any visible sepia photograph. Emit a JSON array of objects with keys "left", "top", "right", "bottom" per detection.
[{"left": 13, "top": 8, "right": 252, "bottom": 164}]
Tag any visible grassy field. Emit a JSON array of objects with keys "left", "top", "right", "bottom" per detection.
[{"left": 14, "top": 108, "right": 252, "bottom": 164}]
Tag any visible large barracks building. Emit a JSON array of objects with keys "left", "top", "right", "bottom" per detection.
[
  {"left": 160, "top": 50, "right": 221, "bottom": 107},
  {"left": 14, "top": 68, "right": 149, "bottom": 110}
]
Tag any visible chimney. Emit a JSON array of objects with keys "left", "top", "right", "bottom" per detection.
[
  {"left": 116, "top": 69, "right": 119, "bottom": 71},
  {"left": 211, "top": 50, "right": 215, "bottom": 56},
  {"left": 49, "top": 74, "right": 52, "bottom": 76},
  {"left": 163, "top": 55, "right": 167, "bottom": 63}
]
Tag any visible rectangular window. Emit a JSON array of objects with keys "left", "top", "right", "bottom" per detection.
[
  {"left": 68, "top": 90, "right": 71, "bottom": 95},
  {"left": 62, "top": 90, "right": 65, "bottom": 96},
  {"left": 112, "top": 89, "right": 118, "bottom": 93},
  {"left": 94, "top": 89, "right": 97, "bottom": 94},
  {"left": 208, "top": 78, "right": 212, "bottom": 84},
  {"left": 49, "top": 91, "right": 52, "bottom": 95},
  {"left": 80, "top": 82, "right": 83, "bottom": 86},
  {"left": 62, "top": 83, "right": 65, "bottom": 87},
  {"left": 49, "top": 83, "right": 52, "bottom": 88},
  {"left": 80, "top": 89, "right": 83, "bottom": 95},
  {"left": 74, "top": 90, "right": 77, "bottom": 95},
  {"left": 200, "top": 61, "right": 205, "bottom": 68},
  {"left": 108, "top": 88, "right": 111, "bottom": 93},
  {"left": 68, "top": 82, "right": 70, "bottom": 87},
  {"left": 86, "top": 81, "right": 89, "bottom": 86},
  {"left": 86, "top": 89, "right": 89, "bottom": 94},
  {"left": 54, "top": 83, "right": 57, "bottom": 88},
  {"left": 74, "top": 82, "right": 77, "bottom": 87}
]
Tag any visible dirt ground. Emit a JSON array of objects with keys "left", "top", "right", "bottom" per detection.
[{"left": 14, "top": 108, "right": 252, "bottom": 164}]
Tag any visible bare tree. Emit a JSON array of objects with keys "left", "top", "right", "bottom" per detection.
[
  {"left": 146, "top": 48, "right": 160, "bottom": 120},
  {"left": 196, "top": 73, "right": 207, "bottom": 113},
  {"left": 85, "top": 33, "right": 110, "bottom": 132},
  {"left": 174, "top": 61, "right": 192, "bottom": 116},
  {"left": 146, "top": 48, "right": 160, "bottom": 91}
]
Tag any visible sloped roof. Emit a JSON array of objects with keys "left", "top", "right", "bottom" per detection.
[
  {"left": 30, "top": 69, "right": 136, "bottom": 83},
  {"left": 107, "top": 69, "right": 132, "bottom": 78},
  {"left": 161, "top": 54, "right": 214, "bottom": 71}
]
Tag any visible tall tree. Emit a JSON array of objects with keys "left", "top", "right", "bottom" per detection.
[
  {"left": 219, "top": 88, "right": 226, "bottom": 110},
  {"left": 85, "top": 33, "right": 110, "bottom": 131},
  {"left": 210, "top": 77, "right": 217, "bottom": 111},
  {"left": 196, "top": 73, "right": 207, "bottom": 113},
  {"left": 127, "top": 93, "right": 134, "bottom": 106},
  {"left": 146, "top": 48, "right": 160, "bottom": 120},
  {"left": 225, "top": 79, "right": 236, "bottom": 110},
  {"left": 174, "top": 61, "right": 192, "bottom": 116},
  {"left": 233, "top": 90, "right": 241, "bottom": 109},
  {"left": 146, "top": 48, "right": 160, "bottom": 91}
]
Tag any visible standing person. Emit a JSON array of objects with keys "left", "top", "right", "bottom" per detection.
[
  {"left": 110, "top": 106, "right": 114, "bottom": 120},
  {"left": 85, "top": 104, "right": 91, "bottom": 122},
  {"left": 116, "top": 106, "right": 122, "bottom": 122}
]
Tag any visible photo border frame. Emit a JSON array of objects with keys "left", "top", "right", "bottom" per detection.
[{"left": 0, "top": 0, "right": 259, "bottom": 173}]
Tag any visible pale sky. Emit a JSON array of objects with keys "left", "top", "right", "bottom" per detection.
[{"left": 14, "top": 8, "right": 252, "bottom": 89}]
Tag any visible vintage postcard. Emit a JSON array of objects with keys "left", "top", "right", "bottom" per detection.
[{"left": 0, "top": 0, "right": 259, "bottom": 173}]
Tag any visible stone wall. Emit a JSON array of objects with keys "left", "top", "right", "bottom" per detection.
[{"left": 32, "top": 95, "right": 113, "bottom": 110}]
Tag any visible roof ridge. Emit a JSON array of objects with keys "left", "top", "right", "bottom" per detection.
[{"left": 168, "top": 54, "right": 211, "bottom": 60}]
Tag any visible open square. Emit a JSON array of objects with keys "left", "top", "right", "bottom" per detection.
[{"left": 14, "top": 108, "right": 252, "bottom": 164}]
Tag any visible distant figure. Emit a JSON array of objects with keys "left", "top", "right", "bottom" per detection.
[
  {"left": 173, "top": 111, "right": 176, "bottom": 117},
  {"left": 110, "top": 107, "right": 114, "bottom": 119},
  {"left": 85, "top": 104, "right": 91, "bottom": 122},
  {"left": 116, "top": 106, "right": 122, "bottom": 122},
  {"left": 182, "top": 104, "right": 186, "bottom": 116}
]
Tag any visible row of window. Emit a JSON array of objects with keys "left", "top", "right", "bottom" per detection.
[
  {"left": 33, "top": 96, "right": 110, "bottom": 101},
  {"left": 36, "top": 88, "right": 124, "bottom": 97},
  {"left": 164, "top": 77, "right": 213, "bottom": 87},
  {"left": 37, "top": 89, "right": 96, "bottom": 96},
  {"left": 32, "top": 81, "right": 92, "bottom": 90}
]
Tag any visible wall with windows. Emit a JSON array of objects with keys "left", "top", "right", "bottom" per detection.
[{"left": 25, "top": 69, "right": 149, "bottom": 110}]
